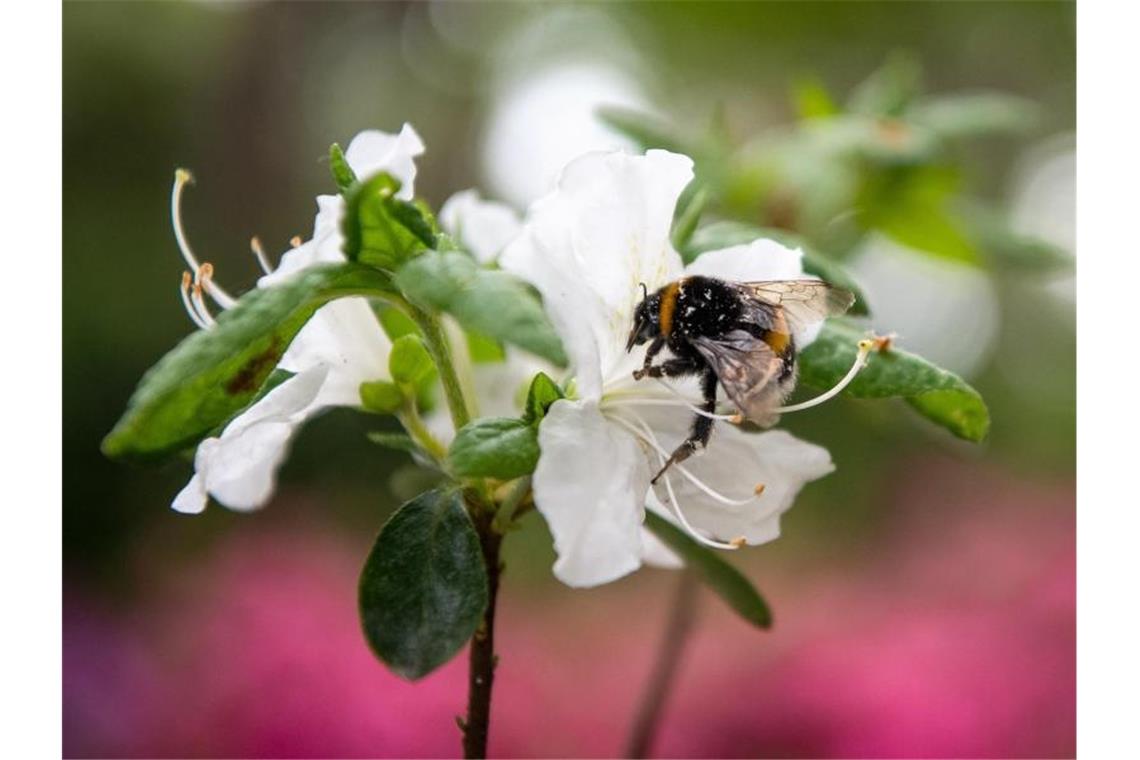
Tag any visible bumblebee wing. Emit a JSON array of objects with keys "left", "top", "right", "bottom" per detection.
[
  {"left": 690, "top": 330, "right": 789, "bottom": 426},
  {"left": 734, "top": 280, "right": 855, "bottom": 336}
]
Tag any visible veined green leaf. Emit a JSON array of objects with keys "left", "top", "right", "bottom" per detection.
[
  {"left": 359, "top": 489, "right": 487, "bottom": 680},
  {"left": 449, "top": 418, "right": 540, "bottom": 481},
  {"left": 395, "top": 250, "right": 568, "bottom": 367},
  {"left": 799, "top": 321, "right": 990, "bottom": 442},
  {"left": 342, "top": 173, "right": 435, "bottom": 270},
  {"left": 644, "top": 511, "right": 772, "bottom": 629},
  {"left": 683, "top": 221, "right": 869, "bottom": 316},
  {"left": 103, "top": 263, "right": 392, "bottom": 461}
]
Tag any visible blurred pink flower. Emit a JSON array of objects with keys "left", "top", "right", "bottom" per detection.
[{"left": 64, "top": 457, "right": 1073, "bottom": 758}]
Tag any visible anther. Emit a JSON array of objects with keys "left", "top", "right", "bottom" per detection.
[
  {"left": 250, "top": 236, "right": 274, "bottom": 275},
  {"left": 872, "top": 332, "right": 896, "bottom": 353},
  {"left": 179, "top": 271, "right": 208, "bottom": 330},
  {"left": 290, "top": 235, "right": 302, "bottom": 248},
  {"left": 754, "top": 483, "right": 766, "bottom": 496},
  {"left": 729, "top": 536, "right": 746, "bottom": 549},
  {"left": 190, "top": 269, "right": 217, "bottom": 327}
]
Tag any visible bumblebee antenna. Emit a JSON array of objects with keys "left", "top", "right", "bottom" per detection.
[{"left": 639, "top": 282, "right": 648, "bottom": 300}]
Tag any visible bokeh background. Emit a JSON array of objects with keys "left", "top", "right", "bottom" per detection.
[{"left": 63, "top": 2, "right": 1075, "bottom": 757}]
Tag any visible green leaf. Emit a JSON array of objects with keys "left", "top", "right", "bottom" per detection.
[
  {"left": 908, "top": 93, "right": 1039, "bottom": 140},
  {"left": 958, "top": 200, "right": 1072, "bottom": 273},
  {"left": 389, "top": 334, "right": 436, "bottom": 388},
  {"left": 360, "top": 380, "right": 405, "bottom": 414},
  {"left": 448, "top": 417, "right": 539, "bottom": 481},
  {"left": 366, "top": 431, "right": 420, "bottom": 454},
  {"left": 376, "top": 303, "right": 419, "bottom": 341},
  {"left": 860, "top": 167, "right": 980, "bottom": 265},
  {"left": 394, "top": 250, "right": 568, "bottom": 367},
  {"left": 595, "top": 106, "right": 696, "bottom": 155},
  {"left": 328, "top": 142, "right": 357, "bottom": 194},
  {"left": 524, "top": 372, "right": 565, "bottom": 423},
  {"left": 793, "top": 75, "right": 839, "bottom": 120},
  {"left": 342, "top": 172, "right": 435, "bottom": 270},
  {"left": 683, "top": 221, "right": 870, "bottom": 316},
  {"left": 798, "top": 321, "right": 990, "bottom": 442},
  {"left": 103, "top": 263, "right": 392, "bottom": 461},
  {"left": 848, "top": 52, "right": 922, "bottom": 117},
  {"left": 671, "top": 184, "right": 709, "bottom": 252},
  {"left": 358, "top": 489, "right": 488, "bottom": 680},
  {"left": 466, "top": 330, "right": 507, "bottom": 364},
  {"left": 644, "top": 511, "right": 772, "bottom": 629}
]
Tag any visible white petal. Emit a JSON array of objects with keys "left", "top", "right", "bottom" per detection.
[
  {"left": 637, "top": 404, "right": 833, "bottom": 546},
  {"left": 439, "top": 189, "right": 522, "bottom": 264},
  {"left": 196, "top": 367, "right": 329, "bottom": 512},
  {"left": 171, "top": 474, "right": 207, "bottom": 515},
  {"left": 685, "top": 239, "right": 824, "bottom": 345},
  {"left": 257, "top": 195, "right": 346, "bottom": 288},
  {"left": 501, "top": 150, "right": 692, "bottom": 399},
  {"left": 533, "top": 399, "right": 651, "bottom": 587},
  {"left": 277, "top": 298, "right": 392, "bottom": 407},
  {"left": 196, "top": 423, "right": 294, "bottom": 512},
  {"left": 344, "top": 124, "right": 425, "bottom": 200}
]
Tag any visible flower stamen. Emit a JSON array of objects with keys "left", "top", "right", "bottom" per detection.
[
  {"left": 658, "top": 465, "right": 744, "bottom": 551},
  {"left": 774, "top": 338, "right": 874, "bottom": 414},
  {"left": 612, "top": 411, "right": 756, "bottom": 508},
  {"left": 650, "top": 379, "right": 741, "bottom": 421},
  {"left": 171, "top": 169, "right": 236, "bottom": 308},
  {"left": 179, "top": 271, "right": 209, "bottom": 330},
  {"left": 250, "top": 236, "right": 275, "bottom": 275},
  {"left": 190, "top": 264, "right": 219, "bottom": 327}
]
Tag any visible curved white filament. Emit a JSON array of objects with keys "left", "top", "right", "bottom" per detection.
[
  {"left": 775, "top": 339, "right": 874, "bottom": 414},
  {"left": 171, "top": 169, "right": 236, "bottom": 308}
]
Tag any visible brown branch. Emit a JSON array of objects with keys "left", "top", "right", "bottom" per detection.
[{"left": 463, "top": 508, "right": 503, "bottom": 759}]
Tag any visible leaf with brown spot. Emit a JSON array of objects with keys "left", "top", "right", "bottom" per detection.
[{"left": 103, "top": 263, "right": 393, "bottom": 462}]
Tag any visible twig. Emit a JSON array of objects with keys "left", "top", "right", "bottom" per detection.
[
  {"left": 463, "top": 507, "right": 503, "bottom": 759},
  {"left": 624, "top": 568, "right": 700, "bottom": 758}
]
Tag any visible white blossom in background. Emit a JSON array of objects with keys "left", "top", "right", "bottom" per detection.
[
  {"left": 1010, "top": 134, "right": 1075, "bottom": 303},
  {"left": 849, "top": 235, "right": 999, "bottom": 379},
  {"left": 439, "top": 189, "right": 521, "bottom": 264},
  {"left": 501, "top": 150, "right": 837, "bottom": 588},
  {"left": 169, "top": 126, "right": 424, "bottom": 514}
]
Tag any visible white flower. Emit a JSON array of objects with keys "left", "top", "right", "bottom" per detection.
[
  {"left": 501, "top": 150, "right": 848, "bottom": 588},
  {"left": 169, "top": 126, "right": 424, "bottom": 514},
  {"left": 439, "top": 189, "right": 521, "bottom": 264}
]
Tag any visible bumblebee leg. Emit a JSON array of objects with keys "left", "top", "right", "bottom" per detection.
[
  {"left": 651, "top": 368, "right": 719, "bottom": 484},
  {"left": 632, "top": 336, "right": 667, "bottom": 380},
  {"left": 634, "top": 355, "right": 703, "bottom": 381}
]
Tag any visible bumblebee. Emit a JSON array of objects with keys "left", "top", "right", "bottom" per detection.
[{"left": 626, "top": 275, "right": 854, "bottom": 482}]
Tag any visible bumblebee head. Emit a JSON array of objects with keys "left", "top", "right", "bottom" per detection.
[{"left": 626, "top": 282, "right": 661, "bottom": 352}]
